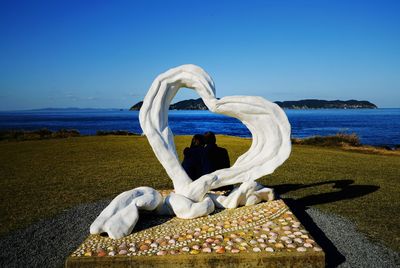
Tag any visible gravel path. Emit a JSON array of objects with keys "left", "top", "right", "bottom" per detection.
[
  {"left": 0, "top": 200, "right": 398, "bottom": 268},
  {"left": 307, "top": 208, "right": 399, "bottom": 268}
]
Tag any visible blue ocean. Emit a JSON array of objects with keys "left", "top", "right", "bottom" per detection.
[{"left": 0, "top": 108, "right": 399, "bottom": 147}]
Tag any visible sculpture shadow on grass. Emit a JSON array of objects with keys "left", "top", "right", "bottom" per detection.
[{"left": 271, "top": 179, "right": 380, "bottom": 268}]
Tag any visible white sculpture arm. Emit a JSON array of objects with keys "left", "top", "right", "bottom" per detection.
[
  {"left": 168, "top": 193, "right": 215, "bottom": 219},
  {"left": 90, "top": 187, "right": 162, "bottom": 239},
  {"left": 139, "top": 65, "right": 218, "bottom": 200},
  {"left": 214, "top": 181, "right": 274, "bottom": 209}
]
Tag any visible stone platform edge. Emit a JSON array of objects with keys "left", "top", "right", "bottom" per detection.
[{"left": 66, "top": 250, "right": 324, "bottom": 268}]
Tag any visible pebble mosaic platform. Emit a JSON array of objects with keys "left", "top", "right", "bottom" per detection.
[{"left": 66, "top": 198, "right": 325, "bottom": 267}]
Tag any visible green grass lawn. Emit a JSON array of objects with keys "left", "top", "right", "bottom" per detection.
[{"left": 0, "top": 135, "right": 399, "bottom": 252}]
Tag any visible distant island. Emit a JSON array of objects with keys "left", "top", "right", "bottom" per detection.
[
  {"left": 275, "top": 99, "right": 377, "bottom": 109},
  {"left": 130, "top": 101, "right": 144, "bottom": 111},
  {"left": 130, "top": 99, "right": 208, "bottom": 111},
  {"left": 170, "top": 98, "right": 209, "bottom": 110},
  {"left": 130, "top": 98, "right": 377, "bottom": 111}
]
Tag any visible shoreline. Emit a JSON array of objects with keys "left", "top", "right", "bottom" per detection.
[{"left": 1, "top": 108, "right": 399, "bottom": 148}]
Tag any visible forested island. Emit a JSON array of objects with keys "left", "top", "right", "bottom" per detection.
[
  {"left": 275, "top": 99, "right": 377, "bottom": 109},
  {"left": 130, "top": 99, "right": 377, "bottom": 110}
]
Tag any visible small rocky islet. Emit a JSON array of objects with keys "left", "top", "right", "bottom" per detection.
[{"left": 71, "top": 198, "right": 322, "bottom": 258}]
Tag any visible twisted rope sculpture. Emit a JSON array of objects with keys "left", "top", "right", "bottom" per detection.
[{"left": 90, "top": 65, "right": 291, "bottom": 239}]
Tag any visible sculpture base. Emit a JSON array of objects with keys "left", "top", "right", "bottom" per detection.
[{"left": 66, "top": 200, "right": 324, "bottom": 268}]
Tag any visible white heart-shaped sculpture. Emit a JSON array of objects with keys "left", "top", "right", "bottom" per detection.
[
  {"left": 139, "top": 64, "right": 291, "bottom": 201},
  {"left": 90, "top": 64, "right": 292, "bottom": 239}
]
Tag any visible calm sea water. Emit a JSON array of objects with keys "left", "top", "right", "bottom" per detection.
[{"left": 0, "top": 108, "right": 399, "bottom": 147}]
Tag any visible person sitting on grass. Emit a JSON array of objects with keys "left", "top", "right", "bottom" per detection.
[
  {"left": 182, "top": 134, "right": 205, "bottom": 181},
  {"left": 202, "top": 131, "right": 233, "bottom": 193}
]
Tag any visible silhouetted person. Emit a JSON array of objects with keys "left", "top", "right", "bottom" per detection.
[
  {"left": 203, "top": 131, "right": 233, "bottom": 192},
  {"left": 182, "top": 134, "right": 205, "bottom": 181}
]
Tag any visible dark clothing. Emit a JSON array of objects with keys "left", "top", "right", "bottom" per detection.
[
  {"left": 203, "top": 144, "right": 233, "bottom": 192},
  {"left": 182, "top": 146, "right": 205, "bottom": 181},
  {"left": 182, "top": 143, "right": 232, "bottom": 192},
  {"left": 202, "top": 144, "right": 230, "bottom": 174}
]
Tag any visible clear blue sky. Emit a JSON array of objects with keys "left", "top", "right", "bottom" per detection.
[{"left": 1, "top": 0, "right": 399, "bottom": 110}]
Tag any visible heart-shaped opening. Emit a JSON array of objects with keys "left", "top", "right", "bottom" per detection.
[{"left": 139, "top": 64, "right": 291, "bottom": 202}]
